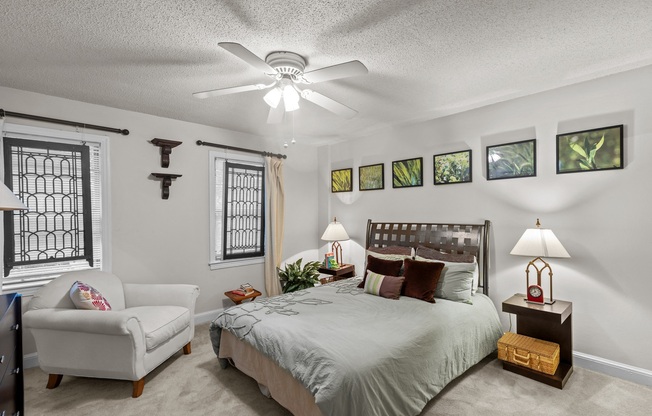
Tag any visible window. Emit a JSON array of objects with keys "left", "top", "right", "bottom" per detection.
[
  {"left": 1, "top": 124, "right": 110, "bottom": 292},
  {"left": 209, "top": 151, "right": 265, "bottom": 269}
]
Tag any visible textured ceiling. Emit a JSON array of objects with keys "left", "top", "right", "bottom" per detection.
[{"left": 1, "top": 0, "right": 652, "bottom": 144}]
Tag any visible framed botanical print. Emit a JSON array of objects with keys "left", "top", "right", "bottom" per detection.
[
  {"left": 486, "top": 139, "right": 536, "bottom": 180},
  {"left": 331, "top": 168, "right": 353, "bottom": 192},
  {"left": 556, "top": 125, "right": 623, "bottom": 174},
  {"left": 392, "top": 157, "right": 423, "bottom": 188},
  {"left": 359, "top": 163, "right": 384, "bottom": 191},
  {"left": 434, "top": 150, "right": 472, "bottom": 185}
]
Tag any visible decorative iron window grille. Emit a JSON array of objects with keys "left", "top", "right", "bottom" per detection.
[
  {"left": 223, "top": 161, "right": 265, "bottom": 260},
  {"left": 3, "top": 138, "right": 93, "bottom": 276}
]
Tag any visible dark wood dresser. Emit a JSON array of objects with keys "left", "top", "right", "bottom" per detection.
[{"left": 0, "top": 293, "right": 23, "bottom": 416}]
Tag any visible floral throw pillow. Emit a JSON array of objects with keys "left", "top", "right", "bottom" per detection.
[{"left": 69, "top": 281, "right": 112, "bottom": 311}]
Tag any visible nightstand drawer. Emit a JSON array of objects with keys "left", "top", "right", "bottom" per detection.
[
  {"left": 0, "top": 304, "right": 18, "bottom": 369},
  {"left": 0, "top": 294, "right": 22, "bottom": 416},
  {"left": 0, "top": 347, "right": 19, "bottom": 414}
]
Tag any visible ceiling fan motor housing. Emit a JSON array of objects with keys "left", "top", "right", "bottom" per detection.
[{"left": 265, "top": 51, "right": 306, "bottom": 80}]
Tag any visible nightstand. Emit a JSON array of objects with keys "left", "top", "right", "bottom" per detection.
[
  {"left": 318, "top": 263, "right": 355, "bottom": 280},
  {"left": 502, "top": 294, "right": 573, "bottom": 389},
  {"left": 224, "top": 289, "right": 262, "bottom": 305}
]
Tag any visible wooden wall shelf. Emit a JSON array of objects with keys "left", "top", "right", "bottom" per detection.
[
  {"left": 151, "top": 138, "right": 182, "bottom": 168},
  {"left": 151, "top": 173, "right": 182, "bottom": 200}
]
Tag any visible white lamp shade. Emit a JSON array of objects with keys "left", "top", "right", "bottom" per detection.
[
  {"left": 321, "top": 220, "right": 349, "bottom": 242},
  {"left": 0, "top": 182, "right": 28, "bottom": 211},
  {"left": 510, "top": 228, "right": 570, "bottom": 258},
  {"left": 263, "top": 87, "right": 282, "bottom": 108}
]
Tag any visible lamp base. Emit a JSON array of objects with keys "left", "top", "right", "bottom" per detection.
[
  {"left": 524, "top": 298, "right": 556, "bottom": 305},
  {"left": 331, "top": 241, "right": 343, "bottom": 266}
]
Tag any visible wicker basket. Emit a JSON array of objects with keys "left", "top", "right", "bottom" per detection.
[{"left": 497, "top": 332, "right": 560, "bottom": 375}]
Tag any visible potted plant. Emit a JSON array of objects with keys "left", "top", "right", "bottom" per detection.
[{"left": 278, "top": 258, "right": 322, "bottom": 293}]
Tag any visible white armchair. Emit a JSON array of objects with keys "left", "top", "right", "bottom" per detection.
[{"left": 23, "top": 269, "right": 200, "bottom": 397}]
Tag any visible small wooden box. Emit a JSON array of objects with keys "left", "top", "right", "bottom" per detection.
[{"left": 497, "top": 332, "right": 560, "bottom": 375}]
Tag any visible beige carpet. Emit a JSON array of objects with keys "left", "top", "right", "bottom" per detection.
[{"left": 24, "top": 323, "right": 652, "bottom": 416}]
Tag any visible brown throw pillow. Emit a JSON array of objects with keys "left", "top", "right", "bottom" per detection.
[
  {"left": 358, "top": 255, "right": 404, "bottom": 288},
  {"left": 402, "top": 258, "right": 445, "bottom": 302}
]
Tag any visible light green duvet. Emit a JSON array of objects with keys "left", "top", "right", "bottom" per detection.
[{"left": 210, "top": 278, "right": 503, "bottom": 416}]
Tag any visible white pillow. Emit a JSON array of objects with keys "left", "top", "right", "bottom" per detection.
[{"left": 415, "top": 256, "right": 475, "bottom": 304}]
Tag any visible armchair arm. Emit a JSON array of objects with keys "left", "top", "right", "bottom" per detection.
[
  {"left": 23, "top": 308, "right": 142, "bottom": 336},
  {"left": 123, "top": 283, "right": 199, "bottom": 309}
]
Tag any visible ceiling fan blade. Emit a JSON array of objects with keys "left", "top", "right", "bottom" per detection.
[
  {"left": 218, "top": 42, "right": 276, "bottom": 74},
  {"left": 301, "top": 90, "right": 358, "bottom": 118},
  {"left": 193, "top": 83, "right": 272, "bottom": 99},
  {"left": 302, "top": 60, "right": 368, "bottom": 84},
  {"left": 267, "top": 103, "right": 285, "bottom": 124}
]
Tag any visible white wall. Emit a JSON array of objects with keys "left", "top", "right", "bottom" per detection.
[
  {"left": 0, "top": 85, "right": 320, "bottom": 320},
  {"left": 319, "top": 65, "right": 652, "bottom": 373}
]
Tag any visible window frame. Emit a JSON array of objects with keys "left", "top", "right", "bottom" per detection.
[
  {"left": 1, "top": 123, "right": 111, "bottom": 294},
  {"left": 208, "top": 150, "right": 265, "bottom": 270},
  {"left": 3, "top": 137, "right": 95, "bottom": 274}
]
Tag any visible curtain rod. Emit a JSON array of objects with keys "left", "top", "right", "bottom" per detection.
[
  {"left": 0, "top": 109, "right": 130, "bottom": 136},
  {"left": 196, "top": 140, "right": 287, "bottom": 159}
]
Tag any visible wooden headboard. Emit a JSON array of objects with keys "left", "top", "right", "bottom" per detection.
[{"left": 365, "top": 219, "right": 491, "bottom": 295}]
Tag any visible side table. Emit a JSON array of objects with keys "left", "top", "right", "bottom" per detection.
[
  {"left": 318, "top": 264, "right": 355, "bottom": 280},
  {"left": 502, "top": 294, "right": 573, "bottom": 389},
  {"left": 225, "top": 289, "right": 262, "bottom": 305}
]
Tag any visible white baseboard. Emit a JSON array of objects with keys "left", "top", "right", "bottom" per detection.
[
  {"left": 23, "top": 352, "right": 39, "bottom": 369},
  {"left": 194, "top": 308, "right": 224, "bottom": 325},
  {"left": 574, "top": 351, "right": 652, "bottom": 387}
]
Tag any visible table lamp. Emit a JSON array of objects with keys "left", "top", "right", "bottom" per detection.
[
  {"left": 321, "top": 217, "right": 349, "bottom": 266},
  {"left": 510, "top": 219, "right": 570, "bottom": 304}
]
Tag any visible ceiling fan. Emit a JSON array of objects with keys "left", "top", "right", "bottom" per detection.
[{"left": 193, "top": 42, "right": 368, "bottom": 124}]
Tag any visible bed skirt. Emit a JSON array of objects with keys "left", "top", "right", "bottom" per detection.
[{"left": 219, "top": 329, "right": 323, "bottom": 416}]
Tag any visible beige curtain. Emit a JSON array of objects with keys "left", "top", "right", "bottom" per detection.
[{"left": 264, "top": 156, "right": 284, "bottom": 297}]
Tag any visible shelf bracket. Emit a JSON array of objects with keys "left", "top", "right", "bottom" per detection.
[
  {"left": 151, "top": 138, "right": 182, "bottom": 168},
  {"left": 151, "top": 173, "right": 182, "bottom": 200}
]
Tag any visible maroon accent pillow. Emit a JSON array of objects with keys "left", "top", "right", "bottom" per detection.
[
  {"left": 416, "top": 245, "right": 475, "bottom": 263},
  {"left": 358, "top": 255, "right": 404, "bottom": 288},
  {"left": 402, "top": 258, "right": 445, "bottom": 302}
]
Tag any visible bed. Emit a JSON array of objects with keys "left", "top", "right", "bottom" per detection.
[{"left": 209, "top": 220, "right": 503, "bottom": 416}]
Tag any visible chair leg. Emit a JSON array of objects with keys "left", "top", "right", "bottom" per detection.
[
  {"left": 46, "top": 374, "right": 63, "bottom": 389},
  {"left": 132, "top": 378, "right": 145, "bottom": 398},
  {"left": 183, "top": 342, "right": 191, "bottom": 355}
]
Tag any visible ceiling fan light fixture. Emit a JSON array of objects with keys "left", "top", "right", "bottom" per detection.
[
  {"left": 283, "top": 85, "right": 300, "bottom": 111},
  {"left": 264, "top": 87, "right": 282, "bottom": 108},
  {"left": 284, "top": 96, "right": 300, "bottom": 111},
  {"left": 198, "top": 43, "right": 368, "bottom": 121}
]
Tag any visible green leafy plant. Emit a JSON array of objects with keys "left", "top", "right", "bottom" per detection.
[
  {"left": 557, "top": 126, "right": 622, "bottom": 173},
  {"left": 568, "top": 134, "right": 604, "bottom": 170},
  {"left": 435, "top": 151, "right": 471, "bottom": 184},
  {"left": 487, "top": 141, "right": 535, "bottom": 179},
  {"left": 359, "top": 164, "right": 383, "bottom": 190},
  {"left": 277, "top": 258, "right": 322, "bottom": 293},
  {"left": 331, "top": 169, "right": 352, "bottom": 192},
  {"left": 393, "top": 158, "right": 423, "bottom": 187}
]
